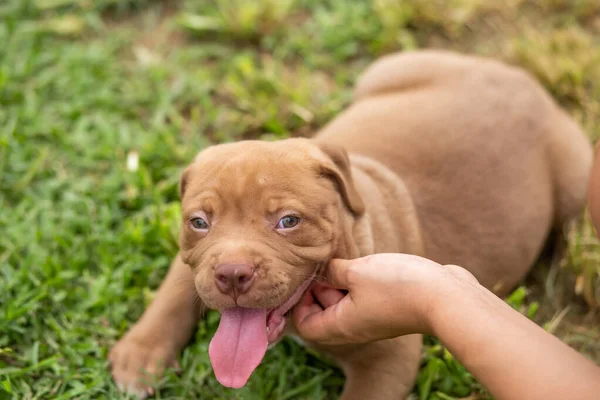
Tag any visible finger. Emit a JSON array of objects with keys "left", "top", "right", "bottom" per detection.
[
  {"left": 292, "top": 299, "right": 350, "bottom": 345},
  {"left": 326, "top": 259, "right": 354, "bottom": 289},
  {"left": 292, "top": 290, "right": 323, "bottom": 328},
  {"left": 312, "top": 283, "right": 346, "bottom": 308}
]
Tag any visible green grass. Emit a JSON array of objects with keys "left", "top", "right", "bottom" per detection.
[{"left": 1, "top": 0, "right": 599, "bottom": 399}]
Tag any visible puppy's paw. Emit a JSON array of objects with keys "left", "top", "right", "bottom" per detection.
[{"left": 109, "top": 335, "right": 179, "bottom": 399}]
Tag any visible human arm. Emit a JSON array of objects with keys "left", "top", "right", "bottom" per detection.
[{"left": 430, "top": 267, "right": 599, "bottom": 400}]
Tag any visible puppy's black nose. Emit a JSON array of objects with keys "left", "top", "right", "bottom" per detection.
[{"left": 214, "top": 264, "right": 255, "bottom": 296}]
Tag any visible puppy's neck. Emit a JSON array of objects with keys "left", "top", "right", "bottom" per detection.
[{"left": 346, "top": 154, "right": 425, "bottom": 257}]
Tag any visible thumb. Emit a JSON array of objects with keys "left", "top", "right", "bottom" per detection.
[{"left": 326, "top": 258, "right": 354, "bottom": 290}]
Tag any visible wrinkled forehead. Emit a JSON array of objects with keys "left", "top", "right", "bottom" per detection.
[{"left": 182, "top": 140, "right": 325, "bottom": 209}]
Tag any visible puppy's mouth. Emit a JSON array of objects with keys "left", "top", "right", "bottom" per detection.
[{"left": 208, "top": 276, "right": 314, "bottom": 389}]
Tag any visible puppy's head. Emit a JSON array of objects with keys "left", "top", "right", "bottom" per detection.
[
  {"left": 178, "top": 138, "right": 364, "bottom": 388},
  {"left": 179, "top": 138, "right": 364, "bottom": 313}
]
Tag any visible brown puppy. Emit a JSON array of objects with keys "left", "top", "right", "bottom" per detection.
[{"left": 109, "top": 50, "right": 593, "bottom": 398}]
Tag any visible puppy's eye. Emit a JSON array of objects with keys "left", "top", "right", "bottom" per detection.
[
  {"left": 276, "top": 215, "right": 300, "bottom": 229},
  {"left": 190, "top": 217, "right": 209, "bottom": 231}
]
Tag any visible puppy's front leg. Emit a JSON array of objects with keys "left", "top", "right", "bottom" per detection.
[
  {"left": 332, "top": 334, "right": 422, "bottom": 400},
  {"left": 109, "top": 253, "right": 202, "bottom": 397}
]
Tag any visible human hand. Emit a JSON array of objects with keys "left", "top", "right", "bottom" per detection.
[{"left": 292, "top": 253, "right": 479, "bottom": 346}]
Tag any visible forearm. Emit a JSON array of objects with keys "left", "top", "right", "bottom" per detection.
[{"left": 431, "top": 281, "right": 600, "bottom": 400}]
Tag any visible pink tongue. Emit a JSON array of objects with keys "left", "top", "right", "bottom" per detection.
[{"left": 208, "top": 307, "right": 268, "bottom": 388}]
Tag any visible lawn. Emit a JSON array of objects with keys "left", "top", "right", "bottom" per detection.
[{"left": 1, "top": 0, "right": 599, "bottom": 399}]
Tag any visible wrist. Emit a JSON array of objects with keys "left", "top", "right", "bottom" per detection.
[{"left": 426, "top": 270, "right": 484, "bottom": 338}]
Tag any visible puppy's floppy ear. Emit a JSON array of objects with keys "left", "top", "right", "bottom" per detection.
[
  {"left": 316, "top": 142, "right": 365, "bottom": 216},
  {"left": 179, "top": 166, "right": 191, "bottom": 199}
]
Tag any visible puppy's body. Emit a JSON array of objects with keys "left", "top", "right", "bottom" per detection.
[
  {"left": 110, "top": 50, "right": 592, "bottom": 399},
  {"left": 317, "top": 50, "right": 591, "bottom": 294}
]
